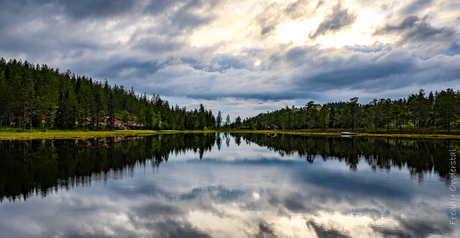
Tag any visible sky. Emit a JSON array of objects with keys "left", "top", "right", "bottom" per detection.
[{"left": 0, "top": 0, "right": 459, "bottom": 119}]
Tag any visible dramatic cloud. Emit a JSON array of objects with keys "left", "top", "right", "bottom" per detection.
[
  {"left": 373, "top": 15, "right": 457, "bottom": 45},
  {"left": 308, "top": 2, "right": 357, "bottom": 40},
  {"left": 0, "top": 0, "right": 459, "bottom": 118}
]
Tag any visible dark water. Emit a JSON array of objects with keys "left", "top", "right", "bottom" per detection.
[{"left": 1, "top": 133, "right": 460, "bottom": 237}]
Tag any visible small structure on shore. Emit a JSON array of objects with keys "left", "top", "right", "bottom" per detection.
[
  {"left": 267, "top": 125, "right": 278, "bottom": 130},
  {"left": 341, "top": 132, "right": 359, "bottom": 137}
]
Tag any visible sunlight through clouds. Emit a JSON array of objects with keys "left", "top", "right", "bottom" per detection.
[
  {"left": 0, "top": 0, "right": 458, "bottom": 117},
  {"left": 275, "top": 17, "right": 323, "bottom": 44}
]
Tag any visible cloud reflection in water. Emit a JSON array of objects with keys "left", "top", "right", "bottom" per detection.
[{"left": 0, "top": 134, "right": 459, "bottom": 237}]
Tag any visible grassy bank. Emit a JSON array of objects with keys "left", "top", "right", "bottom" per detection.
[
  {"left": 2, "top": 128, "right": 460, "bottom": 140},
  {"left": 210, "top": 129, "right": 460, "bottom": 139},
  {"left": 222, "top": 129, "right": 460, "bottom": 139},
  {"left": 0, "top": 129, "right": 180, "bottom": 140}
]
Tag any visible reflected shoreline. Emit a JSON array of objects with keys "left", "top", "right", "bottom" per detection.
[
  {"left": 1, "top": 133, "right": 460, "bottom": 237},
  {"left": 1, "top": 133, "right": 459, "bottom": 202}
]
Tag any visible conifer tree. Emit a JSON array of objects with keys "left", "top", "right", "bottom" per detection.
[
  {"left": 216, "top": 111, "right": 222, "bottom": 129},
  {"left": 94, "top": 91, "right": 104, "bottom": 130},
  {"left": 55, "top": 92, "right": 65, "bottom": 129},
  {"left": 0, "top": 71, "right": 10, "bottom": 129},
  {"left": 235, "top": 116, "right": 242, "bottom": 129},
  {"left": 225, "top": 114, "right": 231, "bottom": 128},
  {"left": 434, "top": 88, "right": 458, "bottom": 133}
]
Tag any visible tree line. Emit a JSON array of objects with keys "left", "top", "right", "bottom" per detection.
[
  {"left": 0, "top": 58, "right": 231, "bottom": 131},
  {"left": 239, "top": 89, "right": 460, "bottom": 133}
]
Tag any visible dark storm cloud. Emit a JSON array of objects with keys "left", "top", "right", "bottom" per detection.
[
  {"left": 155, "top": 40, "right": 460, "bottom": 102},
  {"left": 309, "top": 2, "right": 357, "bottom": 40},
  {"left": 0, "top": 0, "right": 216, "bottom": 21},
  {"left": 0, "top": 0, "right": 138, "bottom": 20},
  {"left": 373, "top": 15, "right": 457, "bottom": 44},
  {"left": 137, "top": 40, "right": 460, "bottom": 101},
  {"left": 0, "top": 0, "right": 226, "bottom": 96},
  {"left": 259, "top": 43, "right": 460, "bottom": 99},
  {"left": 0, "top": 0, "right": 220, "bottom": 56},
  {"left": 298, "top": 56, "right": 414, "bottom": 90},
  {"left": 139, "top": 0, "right": 222, "bottom": 38},
  {"left": 51, "top": 0, "right": 138, "bottom": 19}
]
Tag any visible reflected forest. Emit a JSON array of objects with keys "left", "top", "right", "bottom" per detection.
[{"left": 1, "top": 133, "right": 459, "bottom": 202}]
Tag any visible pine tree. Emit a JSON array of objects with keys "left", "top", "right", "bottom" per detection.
[
  {"left": 216, "top": 111, "right": 222, "bottom": 129},
  {"left": 19, "top": 63, "right": 36, "bottom": 132},
  {"left": 0, "top": 71, "right": 10, "bottom": 129},
  {"left": 55, "top": 92, "right": 65, "bottom": 129},
  {"left": 348, "top": 97, "right": 360, "bottom": 130},
  {"left": 94, "top": 91, "right": 104, "bottom": 131},
  {"left": 38, "top": 66, "right": 58, "bottom": 132},
  {"left": 319, "top": 105, "right": 330, "bottom": 129},
  {"left": 225, "top": 114, "right": 231, "bottom": 128},
  {"left": 235, "top": 116, "right": 242, "bottom": 129},
  {"left": 198, "top": 103, "right": 206, "bottom": 130},
  {"left": 382, "top": 98, "right": 392, "bottom": 131},
  {"left": 409, "top": 89, "right": 430, "bottom": 130},
  {"left": 434, "top": 88, "right": 458, "bottom": 133}
]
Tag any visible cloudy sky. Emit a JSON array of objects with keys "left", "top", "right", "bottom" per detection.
[{"left": 1, "top": 0, "right": 459, "bottom": 119}]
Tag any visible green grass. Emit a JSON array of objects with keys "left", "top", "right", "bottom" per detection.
[
  {"left": 0, "top": 129, "right": 180, "bottom": 140},
  {"left": 211, "top": 129, "right": 460, "bottom": 139},
  {"left": 2, "top": 128, "right": 460, "bottom": 140}
]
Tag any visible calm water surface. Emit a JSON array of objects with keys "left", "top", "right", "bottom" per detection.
[{"left": 1, "top": 133, "right": 460, "bottom": 237}]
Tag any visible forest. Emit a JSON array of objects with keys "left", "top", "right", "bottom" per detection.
[
  {"left": 239, "top": 90, "right": 460, "bottom": 133},
  {"left": 1, "top": 58, "right": 459, "bottom": 133},
  {"left": 0, "top": 58, "right": 226, "bottom": 132}
]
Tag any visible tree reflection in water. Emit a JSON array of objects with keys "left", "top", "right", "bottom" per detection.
[
  {"left": 1, "top": 133, "right": 459, "bottom": 237},
  {"left": 1, "top": 133, "right": 458, "bottom": 202}
]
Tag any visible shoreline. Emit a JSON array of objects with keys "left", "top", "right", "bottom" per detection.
[
  {"left": 1, "top": 129, "right": 460, "bottom": 140},
  {"left": 0, "top": 130, "right": 174, "bottom": 140}
]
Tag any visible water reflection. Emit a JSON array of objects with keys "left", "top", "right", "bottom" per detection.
[
  {"left": 0, "top": 134, "right": 217, "bottom": 201},
  {"left": 0, "top": 133, "right": 459, "bottom": 237},
  {"left": 238, "top": 133, "right": 459, "bottom": 183}
]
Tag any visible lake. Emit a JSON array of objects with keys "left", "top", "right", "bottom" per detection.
[{"left": 1, "top": 133, "right": 460, "bottom": 237}]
